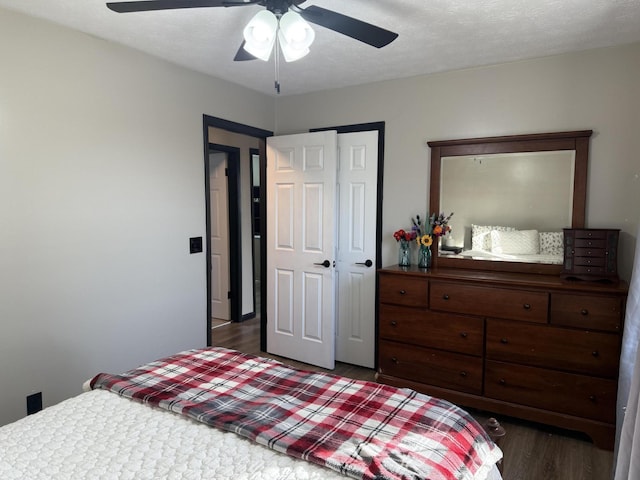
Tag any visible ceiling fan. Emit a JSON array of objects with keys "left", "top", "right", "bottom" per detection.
[{"left": 105, "top": 0, "right": 399, "bottom": 62}]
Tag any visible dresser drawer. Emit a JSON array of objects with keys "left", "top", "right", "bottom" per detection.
[
  {"left": 379, "top": 304, "right": 484, "bottom": 355},
  {"left": 485, "top": 360, "right": 616, "bottom": 423},
  {"left": 566, "top": 265, "right": 608, "bottom": 276},
  {"left": 572, "top": 254, "right": 606, "bottom": 267},
  {"left": 550, "top": 293, "right": 623, "bottom": 332},
  {"left": 379, "top": 273, "right": 428, "bottom": 308},
  {"left": 486, "top": 319, "right": 620, "bottom": 377},
  {"left": 574, "top": 238, "right": 607, "bottom": 249},
  {"left": 379, "top": 340, "right": 483, "bottom": 394},
  {"left": 430, "top": 281, "right": 548, "bottom": 323}
]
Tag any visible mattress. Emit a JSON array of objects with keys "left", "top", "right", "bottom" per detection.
[{"left": 0, "top": 388, "right": 347, "bottom": 480}]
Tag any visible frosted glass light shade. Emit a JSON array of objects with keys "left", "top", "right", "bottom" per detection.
[
  {"left": 242, "top": 10, "right": 278, "bottom": 61},
  {"left": 278, "top": 11, "right": 315, "bottom": 62}
]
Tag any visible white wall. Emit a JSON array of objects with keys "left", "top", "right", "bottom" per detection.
[
  {"left": 276, "top": 43, "right": 640, "bottom": 282},
  {"left": 0, "top": 8, "right": 274, "bottom": 426}
]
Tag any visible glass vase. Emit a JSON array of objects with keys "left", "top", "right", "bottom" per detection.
[
  {"left": 398, "top": 239, "right": 411, "bottom": 267},
  {"left": 418, "top": 244, "right": 431, "bottom": 269}
]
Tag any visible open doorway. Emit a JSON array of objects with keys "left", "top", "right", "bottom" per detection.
[{"left": 203, "top": 115, "right": 272, "bottom": 347}]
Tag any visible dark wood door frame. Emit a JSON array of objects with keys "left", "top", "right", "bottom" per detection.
[{"left": 202, "top": 115, "right": 273, "bottom": 347}]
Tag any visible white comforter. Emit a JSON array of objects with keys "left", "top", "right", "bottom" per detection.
[{"left": 0, "top": 389, "right": 503, "bottom": 480}]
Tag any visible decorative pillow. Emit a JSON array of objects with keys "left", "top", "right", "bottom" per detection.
[
  {"left": 539, "top": 231, "right": 564, "bottom": 255},
  {"left": 490, "top": 229, "right": 540, "bottom": 255},
  {"left": 471, "top": 224, "right": 516, "bottom": 251}
]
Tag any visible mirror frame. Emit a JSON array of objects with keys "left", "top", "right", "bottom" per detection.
[{"left": 428, "top": 130, "right": 592, "bottom": 275}]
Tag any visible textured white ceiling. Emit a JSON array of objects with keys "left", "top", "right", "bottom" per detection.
[{"left": 2, "top": 0, "right": 640, "bottom": 96}]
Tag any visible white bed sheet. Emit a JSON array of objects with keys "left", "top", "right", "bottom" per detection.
[{"left": 0, "top": 389, "right": 503, "bottom": 480}]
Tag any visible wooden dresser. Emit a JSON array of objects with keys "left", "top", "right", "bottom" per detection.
[{"left": 376, "top": 266, "right": 628, "bottom": 449}]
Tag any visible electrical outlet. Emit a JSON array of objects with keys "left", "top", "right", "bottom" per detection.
[
  {"left": 27, "top": 392, "right": 42, "bottom": 415},
  {"left": 189, "top": 236, "right": 203, "bottom": 254}
]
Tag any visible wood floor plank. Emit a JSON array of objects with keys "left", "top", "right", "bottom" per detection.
[{"left": 212, "top": 317, "right": 613, "bottom": 480}]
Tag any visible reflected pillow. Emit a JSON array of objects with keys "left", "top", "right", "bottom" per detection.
[
  {"left": 471, "top": 224, "right": 516, "bottom": 251},
  {"left": 539, "top": 231, "right": 564, "bottom": 255},
  {"left": 491, "top": 229, "right": 540, "bottom": 255}
]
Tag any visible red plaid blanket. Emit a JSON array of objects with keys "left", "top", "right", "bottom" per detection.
[{"left": 90, "top": 347, "right": 501, "bottom": 480}]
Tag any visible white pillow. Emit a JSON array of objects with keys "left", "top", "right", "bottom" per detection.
[
  {"left": 491, "top": 229, "right": 540, "bottom": 255},
  {"left": 539, "top": 231, "right": 564, "bottom": 255},
  {"left": 471, "top": 224, "right": 516, "bottom": 251}
]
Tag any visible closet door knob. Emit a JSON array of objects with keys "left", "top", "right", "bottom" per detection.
[
  {"left": 313, "top": 259, "right": 331, "bottom": 268},
  {"left": 355, "top": 259, "right": 373, "bottom": 267}
]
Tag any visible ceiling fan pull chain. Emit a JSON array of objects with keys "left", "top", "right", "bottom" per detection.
[{"left": 274, "top": 38, "right": 281, "bottom": 94}]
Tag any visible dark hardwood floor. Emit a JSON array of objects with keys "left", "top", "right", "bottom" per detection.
[{"left": 212, "top": 317, "right": 614, "bottom": 480}]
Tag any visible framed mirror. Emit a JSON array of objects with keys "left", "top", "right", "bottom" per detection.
[{"left": 428, "top": 130, "right": 592, "bottom": 274}]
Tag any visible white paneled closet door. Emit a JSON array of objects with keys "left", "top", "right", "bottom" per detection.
[
  {"left": 335, "top": 131, "right": 379, "bottom": 368},
  {"left": 266, "top": 129, "right": 379, "bottom": 370},
  {"left": 266, "top": 131, "right": 337, "bottom": 370}
]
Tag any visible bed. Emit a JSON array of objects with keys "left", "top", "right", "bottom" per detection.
[{"left": 0, "top": 347, "right": 503, "bottom": 480}]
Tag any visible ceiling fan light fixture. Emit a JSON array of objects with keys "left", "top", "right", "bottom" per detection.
[
  {"left": 278, "top": 11, "right": 315, "bottom": 62},
  {"left": 242, "top": 10, "right": 278, "bottom": 61}
]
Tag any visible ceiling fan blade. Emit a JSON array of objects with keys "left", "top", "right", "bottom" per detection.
[
  {"left": 299, "top": 5, "right": 398, "bottom": 48},
  {"left": 106, "top": 0, "right": 244, "bottom": 13},
  {"left": 233, "top": 41, "right": 257, "bottom": 61}
]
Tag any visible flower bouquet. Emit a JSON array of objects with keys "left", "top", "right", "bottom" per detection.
[
  {"left": 393, "top": 229, "right": 415, "bottom": 266},
  {"left": 411, "top": 212, "right": 454, "bottom": 268}
]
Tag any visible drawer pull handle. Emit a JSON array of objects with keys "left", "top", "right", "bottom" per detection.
[
  {"left": 589, "top": 395, "right": 596, "bottom": 402},
  {"left": 399, "top": 290, "right": 406, "bottom": 295},
  {"left": 523, "top": 303, "right": 531, "bottom": 310},
  {"left": 390, "top": 321, "right": 397, "bottom": 327},
  {"left": 581, "top": 309, "right": 589, "bottom": 316},
  {"left": 391, "top": 357, "right": 398, "bottom": 364},
  {"left": 460, "top": 332, "right": 468, "bottom": 338},
  {"left": 442, "top": 294, "right": 450, "bottom": 300},
  {"left": 460, "top": 371, "right": 468, "bottom": 377},
  {"left": 500, "top": 338, "right": 508, "bottom": 344},
  {"left": 592, "top": 350, "right": 599, "bottom": 358},
  {"left": 499, "top": 379, "right": 506, "bottom": 385}
]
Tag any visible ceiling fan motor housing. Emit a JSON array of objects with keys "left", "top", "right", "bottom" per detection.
[{"left": 263, "top": 0, "right": 304, "bottom": 16}]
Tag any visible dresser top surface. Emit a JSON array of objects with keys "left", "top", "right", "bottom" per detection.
[{"left": 379, "top": 266, "right": 628, "bottom": 294}]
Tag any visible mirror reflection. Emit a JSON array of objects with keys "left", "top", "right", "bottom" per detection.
[{"left": 440, "top": 150, "right": 575, "bottom": 265}]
